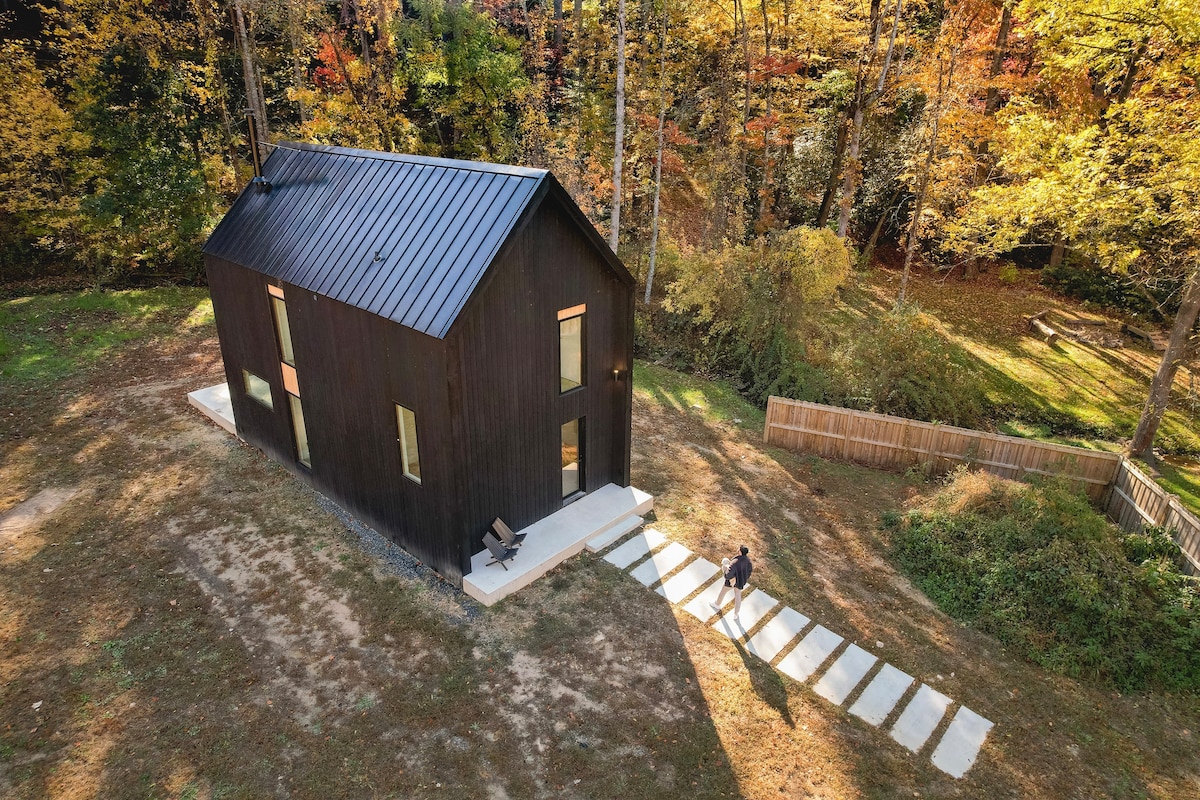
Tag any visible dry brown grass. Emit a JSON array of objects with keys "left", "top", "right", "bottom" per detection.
[{"left": 0, "top": 292, "right": 1197, "bottom": 799}]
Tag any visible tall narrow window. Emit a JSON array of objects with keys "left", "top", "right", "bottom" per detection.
[
  {"left": 559, "top": 305, "right": 585, "bottom": 392},
  {"left": 561, "top": 418, "right": 583, "bottom": 499},
  {"left": 243, "top": 370, "right": 273, "bottom": 409},
  {"left": 270, "top": 295, "right": 295, "bottom": 366},
  {"left": 288, "top": 393, "right": 310, "bottom": 467},
  {"left": 396, "top": 404, "right": 421, "bottom": 484}
]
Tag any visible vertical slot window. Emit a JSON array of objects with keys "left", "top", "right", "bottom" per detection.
[
  {"left": 289, "top": 394, "right": 310, "bottom": 467},
  {"left": 270, "top": 295, "right": 295, "bottom": 366},
  {"left": 243, "top": 370, "right": 273, "bottom": 409},
  {"left": 396, "top": 404, "right": 422, "bottom": 484},
  {"left": 559, "top": 305, "right": 585, "bottom": 392},
  {"left": 561, "top": 418, "right": 582, "bottom": 499}
]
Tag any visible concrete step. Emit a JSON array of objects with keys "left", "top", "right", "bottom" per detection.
[
  {"left": 931, "top": 706, "right": 994, "bottom": 778},
  {"left": 849, "top": 664, "right": 914, "bottom": 727},
  {"left": 776, "top": 625, "right": 844, "bottom": 684},
  {"left": 628, "top": 542, "right": 692, "bottom": 587},
  {"left": 891, "top": 684, "right": 953, "bottom": 753},
  {"left": 585, "top": 514, "right": 643, "bottom": 552}
]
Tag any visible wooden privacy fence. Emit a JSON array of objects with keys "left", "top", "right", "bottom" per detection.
[
  {"left": 1106, "top": 459, "right": 1200, "bottom": 574},
  {"left": 764, "top": 396, "right": 1200, "bottom": 574}
]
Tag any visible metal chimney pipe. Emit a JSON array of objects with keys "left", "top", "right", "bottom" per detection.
[{"left": 245, "top": 110, "right": 272, "bottom": 193}]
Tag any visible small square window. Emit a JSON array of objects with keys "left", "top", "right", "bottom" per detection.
[{"left": 243, "top": 370, "right": 273, "bottom": 409}]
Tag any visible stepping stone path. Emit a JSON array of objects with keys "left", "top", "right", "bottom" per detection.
[{"left": 597, "top": 527, "right": 994, "bottom": 779}]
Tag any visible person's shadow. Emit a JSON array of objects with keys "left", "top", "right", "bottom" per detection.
[{"left": 716, "top": 621, "right": 795, "bottom": 727}]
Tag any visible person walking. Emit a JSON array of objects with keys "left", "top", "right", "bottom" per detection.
[{"left": 711, "top": 545, "right": 752, "bottom": 620}]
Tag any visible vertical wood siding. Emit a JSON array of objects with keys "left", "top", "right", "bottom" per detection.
[{"left": 448, "top": 199, "right": 633, "bottom": 571}]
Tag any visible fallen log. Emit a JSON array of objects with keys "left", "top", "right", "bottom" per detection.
[
  {"left": 1028, "top": 316, "right": 1059, "bottom": 344},
  {"left": 1028, "top": 308, "right": 1052, "bottom": 322},
  {"left": 1121, "top": 323, "right": 1164, "bottom": 350}
]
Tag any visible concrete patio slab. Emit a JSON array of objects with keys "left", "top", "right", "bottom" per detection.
[
  {"left": 463, "top": 484, "right": 654, "bottom": 605},
  {"left": 745, "top": 606, "right": 810, "bottom": 663},
  {"left": 656, "top": 558, "right": 720, "bottom": 604},
  {"left": 890, "top": 684, "right": 952, "bottom": 753},
  {"left": 603, "top": 527, "right": 668, "bottom": 570},
  {"left": 682, "top": 578, "right": 734, "bottom": 622},
  {"left": 187, "top": 383, "right": 236, "bottom": 436},
  {"left": 849, "top": 663, "right": 914, "bottom": 727},
  {"left": 711, "top": 590, "right": 779, "bottom": 641},
  {"left": 812, "top": 643, "right": 878, "bottom": 706},
  {"left": 629, "top": 542, "right": 692, "bottom": 587},
  {"left": 776, "top": 625, "right": 843, "bottom": 684},
  {"left": 931, "top": 706, "right": 993, "bottom": 778},
  {"left": 585, "top": 514, "right": 643, "bottom": 552}
]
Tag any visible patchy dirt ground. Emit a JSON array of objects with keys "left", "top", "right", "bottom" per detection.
[{"left": 1, "top": 310, "right": 1198, "bottom": 799}]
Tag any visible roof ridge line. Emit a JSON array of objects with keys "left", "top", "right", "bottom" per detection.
[{"left": 267, "top": 141, "right": 549, "bottom": 180}]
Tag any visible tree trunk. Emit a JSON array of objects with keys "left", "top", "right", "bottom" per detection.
[
  {"left": 608, "top": 0, "right": 626, "bottom": 253},
  {"left": 644, "top": 6, "right": 668, "bottom": 305},
  {"left": 898, "top": 48, "right": 949, "bottom": 307},
  {"left": 1129, "top": 268, "right": 1200, "bottom": 459},
  {"left": 288, "top": 0, "right": 312, "bottom": 124},
  {"left": 1048, "top": 235, "right": 1065, "bottom": 268},
  {"left": 837, "top": 0, "right": 899, "bottom": 240},
  {"left": 983, "top": 4, "right": 1011, "bottom": 116},
  {"left": 858, "top": 187, "right": 900, "bottom": 268},
  {"left": 232, "top": 0, "right": 269, "bottom": 162},
  {"left": 757, "top": 0, "right": 773, "bottom": 228},
  {"left": 554, "top": 0, "right": 564, "bottom": 49},
  {"left": 815, "top": 118, "right": 848, "bottom": 228}
]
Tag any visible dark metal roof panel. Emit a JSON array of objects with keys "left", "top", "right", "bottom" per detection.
[{"left": 203, "top": 142, "right": 575, "bottom": 338}]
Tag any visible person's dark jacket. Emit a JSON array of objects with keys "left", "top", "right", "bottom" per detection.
[{"left": 726, "top": 554, "right": 752, "bottom": 589}]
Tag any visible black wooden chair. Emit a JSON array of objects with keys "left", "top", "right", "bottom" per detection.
[
  {"left": 482, "top": 532, "right": 518, "bottom": 570},
  {"left": 491, "top": 517, "right": 527, "bottom": 548}
]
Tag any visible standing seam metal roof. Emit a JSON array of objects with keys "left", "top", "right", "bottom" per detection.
[{"left": 202, "top": 142, "right": 551, "bottom": 339}]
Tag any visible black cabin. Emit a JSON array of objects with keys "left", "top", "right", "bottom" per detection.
[{"left": 203, "top": 143, "right": 635, "bottom": 585}]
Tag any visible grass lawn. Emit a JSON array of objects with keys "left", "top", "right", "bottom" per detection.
[
  {"left": 844, "top": 265, "right": 1200, "bottom": 507},
  {"left": 1, "top": 288, "right": 1197, "bottom": 799}
]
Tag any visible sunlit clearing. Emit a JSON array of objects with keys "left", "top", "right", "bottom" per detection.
[{"left": 183, "top": 299, "right": 215, "bottom": 329}]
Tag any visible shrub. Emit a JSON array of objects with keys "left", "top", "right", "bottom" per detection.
[
  {"left": 887, "top": 469, "right": 1200, "bottom": 691},
  {"left": 833, "top": 308, "right": 987, "bottom": 427},
  {"left": 661, "top": 227, "right": 851, "bottom": 405}
]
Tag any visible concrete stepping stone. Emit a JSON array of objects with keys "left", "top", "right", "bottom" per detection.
[
  {"left": 890, "top": 684, "right": 953, "bottom": 753},
  {"left": 585, "top": 514, "right": 644, "bottom": 552},
  {"left": 682, "top": 579, "right": 733, "bottom": 622},
  {"left": 656, "top": 558, "right": 720, "bottom": 603},
  {"left": 745, "top": 607, "right": 810, "bottom": 663},
  {"left": 776, "top": 625, "right": 843, "bottom": 684},
  {"left": 812, "top": 643, "right": 878, "bottom": 706},
  {"left": 711, "top": 590, "right": 779, "bottom": 641},
  {"left": 931, "top": 706, "right": 993, "bottom": 778},
  {"left": 629, "top": 542, "right": 692, "bottom": 587},
  {"left": 603, "top": 528, "right": 668, "bottom": 570},
  {"left": 848, "top": 664, "right": 914, "bottom": 727}
]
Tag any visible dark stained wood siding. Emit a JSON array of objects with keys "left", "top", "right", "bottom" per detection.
[
  {"left": 447, "top": 197, "right": 633, "bottom": 566},
  {"left": 207, "top": 257, "right": 308, "bottom": 474},
  {"left": 206, "top": 257, "right": 466, "bottom": 583},
  {"left": 292, "top": 291, "right": 463, "bottom": 582}
]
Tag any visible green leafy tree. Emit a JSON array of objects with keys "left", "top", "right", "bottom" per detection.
[{"left": 946, "top": 0, "right": 1200, "bottom": 459}]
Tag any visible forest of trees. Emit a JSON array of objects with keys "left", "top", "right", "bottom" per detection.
[{"left": 1, "top": 0, "right": 1197, "bottom": 455}]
